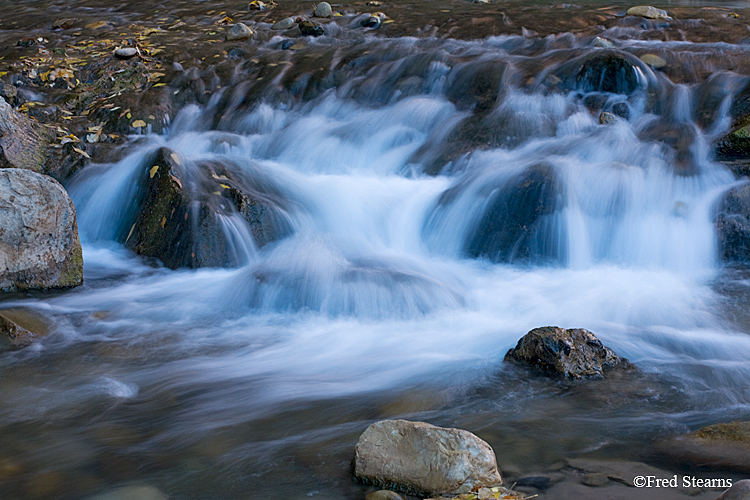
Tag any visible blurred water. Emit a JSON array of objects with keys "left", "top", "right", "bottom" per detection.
[{"left": 3, "top": 32, "right": 750, "bottom": 499}]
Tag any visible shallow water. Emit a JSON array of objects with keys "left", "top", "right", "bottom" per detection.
[{"left": 3, "top": 3, "right": 750, "bottom": 499}]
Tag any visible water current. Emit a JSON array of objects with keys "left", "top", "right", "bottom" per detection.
[{"left": 3, "top": 9, "right": 750, "bottom": 500}]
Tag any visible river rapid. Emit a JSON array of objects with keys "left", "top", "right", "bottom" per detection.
[{"left": 3, "top": 1, "right": 750, "bottom": 499}]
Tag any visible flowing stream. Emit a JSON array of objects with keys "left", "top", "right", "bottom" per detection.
[{"left": 3, "top": 23, "right": 750, "bottom": 500}]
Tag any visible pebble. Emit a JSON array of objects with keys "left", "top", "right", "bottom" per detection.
[
  {"left": 272, "top": 17, "right": 296, "bottom": 30},
  {"left": 226, "top": 22, "right": 254, "bottom": 41},
  {"left": 365, "top": 491, "right": 404, "bottom": 500},
  {"left": 640, "top": 53, "right": 667, "bottom": 69},
  {"left": 626, "top": 5, "right": 671, "bottom": 20},
  {"left": 581, "top": 473, "right": 610, "bottom": 487},
  {"left": 592, "top": 36, "right": 614, "bottom": 48},
  {"left": 114, "top": 47, "right": 137, "bottom": 59},
  {"left": 314, "top": 2, "right": 333, "bottom": 18},
  {"left": 599, "top": 111, "right": 617, "bottom": 125}
]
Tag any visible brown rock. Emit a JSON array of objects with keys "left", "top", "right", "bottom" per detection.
[
  {"left": 354, "top": 419, "right": 502, "bottom": 496},
  {"left": 0, "top": 168, "right": 83, "bottom": 292},
  {"left": 655, "top": 421, "right": 750, "bottom": 474},
  {"left": 504, "top": 326, "right": 633, "bottom": 379}
]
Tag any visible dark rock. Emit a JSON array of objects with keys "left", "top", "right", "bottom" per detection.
[
  {"left": 466, "top": 163, "right": 560, "bottom": 263},
  {"left": 0, "top": 168, "right": 83, "bottom": 292},
  {"left": 716, "top": 479, "right": 750, "bottom": 500},
  {"left": 654, "top": 422, "right": 750, "bottom": 474},
  {"left": 445, "top": 59, "right": 508, "bottom": 113},
  {"left": 611, "top": 102, "right": 630, "bottom": 120},
  {"left": 504, "top": 326, "right": 633, "bottom": 379},
  {"left": 0, "top": 84, "right": 19, "bottom": 107},
  {"left": 299, "top": 20, "right": 324, "bottom": 36},
  {"left": 0, "top": 97, "right": 49, "bottom": 172},
  {"left": 716, "top": 183, "right": 750, "bottom": 262},
  {"left": 354, "top": 419, "right": 502, "bottom": 496},
  {"left": 119, "top": 147, "right": 291, "bottom": 269},
  {"left": 580, "top": 473, "right": 609, "bottom": 487},
  {"left": 515, "top": 475, "right": 552, "bottom": 490},
  {"left": 555, "top": 50, "right": 645, "bottom": 95},
  {"left": 51, "top": 18, "right": 78, "bottom": 30}
]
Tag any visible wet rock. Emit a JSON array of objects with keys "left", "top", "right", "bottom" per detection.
[
  {"left": 0, "top": 97, "right": 49, "bottom": 172},
  {"left": 716, "top": 480, "right": 750, "bottom": 500},
  {"left": 227, "top": 22, "right": 254, "bottom": 41},
  {"left": 114, "top": 47, "right": 137, "bottom": 59},
  {"left": 0, "top": 168, "right": 83, "bottom": 293},
  {"left": 85, "top": 484, "right": 168, "bottom": 500},
  {"left": 572, "top": 50, "right": 643, "bottom": 95},
  {"left": 272, "top": 17, "right": 296, "bottom": 30},
  {"left": 639, "top": 53, "right": 666, "bottom": 69},
  {"left": 0, "top": 307, "right": 52, "bottom": 350},
  {"left": 716, "top": 184, "right": 750, "bottom": 262},
  {"left": 611, "top": 102, "right": 630, "bottom": 120},
  {"left": 365, "top": 491, "right": 404, "bottom": 500},
  {"left": 654, "top": 421, "right": 750, "bottom": 473},
  {"left": 599, "top": 111, "right": 617, "bottom": 124},
  {"left": 504, "top": 326, "right": 633, "bottom": 379},
  {"left": 626, "top": 5, "right": 672, "bottom": 20},
  {"left": 566, "top": 458, "right": 672, "bottom": 487},
  {"left": 0, "top": 312, "right": 34, "bottom": 350},
  {"left": 314, "top": 2, "right": 333, "bottom": 18},
  {"left": 445, "top": 59, "right": 508, "bottom": 113},
  {"left": 580, "top": 473, "right": 609, "bottom": 487},
  {"left": 51, "top": 18, "right": 78, "bottom": 30},
  {"left": 354, "top": 419, "right": 502, "bottom": 496},
  {"left": 361, "top": 13, "right": 385, "bottom": 28},
  {"left": 717, "top": 124, "right": 750, "bottom": 161},
  {"left": 466, "top": 163, "right": 560, "bottom": 262},
  {"left": 592, "top": 36, "right": 614, "bottom": 49},
  {"left": 299, "top": 20, "right": 324, "bottom": 36},
  {"left": 119, "top": 148, "right": 291, "bottom": 269}
]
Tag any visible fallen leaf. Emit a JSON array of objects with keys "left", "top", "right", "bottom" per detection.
[
  {"left": 149, "top": 165, "right": 159, "bottom": 178},
  {"left": 72, "top": 147, "right": 90, "bottom": 158},
  {"left": 131, "top": 119, "right": 147, "bottom": 128}
]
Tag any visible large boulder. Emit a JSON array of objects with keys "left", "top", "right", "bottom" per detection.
[
  {"left": 0, "top": 168, "right": 83, "bottom": 292},
  {"left": 716, "top": 480, "right": 750, "bottom": 500},
  {"left": 504, "top": 326, "right": 633, "bottom": 379},
  {"left": 655, "top": 421, "right": 750, "bottom": 474},
  {"left": 715, "top": 183, "right": 750, "bottom": 262},
  {"left": 119, "top": 147, "right": 291, "bottom": 269},
  {"left": 353, "top": 419, "right": 502, "bottom": 496},
  {"left": 0, "top": 96, "right": 48, "bottom": 172}
]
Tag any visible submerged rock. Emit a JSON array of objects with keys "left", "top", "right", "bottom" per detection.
[
  {"left": 573, "top": 51, "right": 643, "bottom": 95},
  {"left": 0, "top": 312, "right": 34, "bottom": 350},
  {"left": 715, "top": 183, "right": 750, "bottom": 262},
  {"left": 365, "top": 491, "right": 404, "bottom": 500},
  {"left": 226, "top": 23, "right": 254, "bottom": 41},
  {"left": 85, "top": 484, "right": 168, "bottom": 500},
  {"left": 354, "top": 419, "right": 502, "bottom": 496},
  {"left": 0, "top": 168, "right": 83, "bottom": 292},
  {"left": 504, "top": 326, "right": 633, "bottom": 379},
  {"left": 0, "top": 97, "right": 48, "bottom": 172},
  {"left": 0, "top": 307, "right": 53, "bottom": 350},
  {"left": 120, "top": 147, "right": 291, "bottom": 269},
  {"left": 466, "top": 163, "right": 560, "bottom": 263},
  {"left": 599, "top": 111, "right": 617, "bottom": 124},
  {"left": 626, "top": 5, "right": 672, "bottom": 20},
  {"left": 639, "top": 53, "right": 666, "bottom": 69},
  {"left": 655, "top": 421, "right": 750, "bottom": 474}
]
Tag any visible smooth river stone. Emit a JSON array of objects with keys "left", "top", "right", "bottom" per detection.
[{"left": 271, "top": 17, "right": 296, "bottom": 30}]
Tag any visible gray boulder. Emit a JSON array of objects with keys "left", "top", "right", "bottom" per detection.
[
  {"left": 716, "top": 480, "right": 750, "bottom": 500},
  {"left": 0, "top": 168, "right": 83, "bottom": 292},
  {"left": 354, "top": 419, "right": 502, "bottom": 496},
  {"left": 504, "top": 326, "right": 633, "bottom": 379},
  {"left": 0, "top": 96, "right": 48, "bottom": 172}
]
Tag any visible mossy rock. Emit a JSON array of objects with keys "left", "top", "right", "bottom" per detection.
[{"left": 654, "top": 421, "right": 750, "bottom": 473}]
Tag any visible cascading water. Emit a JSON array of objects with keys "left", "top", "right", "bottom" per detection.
[{"left": 3, "top": 26, "right": 750, "bottom": 500}]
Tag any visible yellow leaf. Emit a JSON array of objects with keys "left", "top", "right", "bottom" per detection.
[
  {"left": 131, "top": 119, "right": 147, "bottom": 128},
  {"left": 72, "top": 147, "right": 90, "bottom": 158},
  {"left": 219, "top": 184, "right": 230, "bottom": 189},
  {"left": 149, "top": 165, "right": 159, "bottom": 178},
  {"left": 148, "top": 115, "right": 155, "bottom": 120},
  {"left": 126, "top": 112, "right": 131, "bottom": 119},
  {"left": 170, "top": 152, "right": 181, "bottom": 165},
  {"left": 85, "top": 21, "right": 109, "bottom": 29},
  {"left": 153, "top": 83, "right": 166, "bottom": 87},
  {"left": 150, "top": 48, "right": 163, "bottom": 55},
  {"left": 126, "top": 223, "right": 136, "bottom": 242},
  {"left": 160, "top": 216, "right": 167, "bottom": 228}
]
